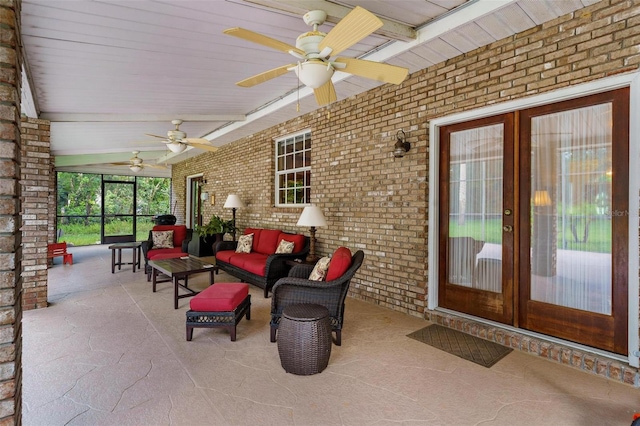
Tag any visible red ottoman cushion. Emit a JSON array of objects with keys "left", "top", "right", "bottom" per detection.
[
  {"left": 190, "top": 283, "right": 249, "bottom": 312},
  {"left": 150, "top": 252, "right": 188, "bottom": 260}
]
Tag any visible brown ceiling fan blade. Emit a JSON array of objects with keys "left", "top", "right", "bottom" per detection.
[
  {"left": 336, "top": 57, "right": 408, "bottom": 85},
  {"left": 109, "top": 162, "right": 131, "bottom": 166},
  {"left": 188, "top": 143, "right": 218, "bottom": 152},
  {"left": 318, "top": 7, "right": 383, "bottom": 57},
  {"left": 314, "top": 80, "right": 337, "bottom": 106},
  {"left": 224, "top": 27, "right": 304, "bottom": 56},
  {"left": 236, "top": 64, "right": 295, "bottom": 87}
]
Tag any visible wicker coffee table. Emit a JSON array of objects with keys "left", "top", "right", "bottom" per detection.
[
  {"left": 149, "top": 256, "right": 217, "bottom": 309},
  {"left": 277, "top": 303, "right": 332, "bottom": 375}
]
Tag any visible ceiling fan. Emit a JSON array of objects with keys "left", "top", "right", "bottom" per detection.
[
  {"left": 223, "top": 6, "right": 409, "bottom": 106},
  {"left": 145, "top": 119, "right": 218, "bottom": 153},
  {"left": 109, "top": 151, "right": 168, "bottom": 173}
]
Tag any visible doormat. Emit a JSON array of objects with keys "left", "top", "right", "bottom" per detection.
[{"left": 407, "top": 324, "right": 512, "bottom": 368}]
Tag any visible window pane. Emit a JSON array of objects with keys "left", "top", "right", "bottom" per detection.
[
  {"left": 448, "top": 124, "right": 503, "bottom": 292},
  {"left": 530, "top": 103, "right": 612, "bottom": 314},
  {"left": 275, "top": 131, "right": 312, "bottom": 206}
]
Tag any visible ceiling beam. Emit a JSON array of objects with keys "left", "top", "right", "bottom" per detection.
[
  {"left": 40, "top": 113, "right": 246, "bottom": 123},
  {"left": 243, "top": 0, "right": 416, "bottom": 41}
]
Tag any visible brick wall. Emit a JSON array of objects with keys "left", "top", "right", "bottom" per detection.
[
  {"left": 20, "top": 117, "right": 51, "bottom": 310},
  {"left": 0, "top": 0, "right": 21, "bottom": 422},
  {"left": 172, "top": 0, "right": 639, "bottom": 384}
]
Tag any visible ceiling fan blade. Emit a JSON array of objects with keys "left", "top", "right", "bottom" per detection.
[
  {"left": 335, "top": 57, "right": 408, "bottom": 85},
  {"left": 236, "top": 64, "right": 295, "bottom": 87},
  {"left": 318, "top": 7, "right": 383, "bottom": 57},
  {"left": 145, "top": 133, "right": 167, "bottom": 139},
  {"left": 184, "top": 138, "right": 211, "bottom": 144},
  {"left": 314, "top": 80, "right": 337, "bottom": 106},
  {"left": 109, "top": 162, "right": 131, "bottom": 166},
  {"left": 224, "top": 27, "right": 304, "bottom": 56},
  {"left": 188, "top": 143, "right": 219, "bottom": 152}
]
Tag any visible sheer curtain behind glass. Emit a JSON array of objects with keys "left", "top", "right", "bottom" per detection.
[
  {"left": 448, "top": 124, "right": 503, "bottom": 292},
  {"left": 530, "top": 103, "right": 612, "bottom": 315}
]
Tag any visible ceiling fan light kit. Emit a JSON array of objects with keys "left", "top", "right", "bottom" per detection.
[
  {"left": 129, "top": 164, "right": 142, "bottom": 172},
  {"left": 293, "top": 61, "right": 334, "bottom": 88},
  {"left": 224, "top": 6, "right": 408, "bottom": 106}
]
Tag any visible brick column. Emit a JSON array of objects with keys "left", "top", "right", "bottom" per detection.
[
  {"left": 20, "top": 117, "right": 51, "bottom": 310},
  {"left": 0, "top": 0, "right": 22, "bottom": 423}
]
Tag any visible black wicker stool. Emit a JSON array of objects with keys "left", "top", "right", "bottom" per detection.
[{"left": 277, "top": 303, "right": 332, "bottom": 375}]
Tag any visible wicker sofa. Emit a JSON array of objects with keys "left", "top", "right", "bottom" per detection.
[{"left": 213, "top": 228, "right": 309, "bottom": 298}]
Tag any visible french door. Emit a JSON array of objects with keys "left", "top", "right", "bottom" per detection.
[{"left": 439, "top": 89, "right": 629, "bottom": 354}]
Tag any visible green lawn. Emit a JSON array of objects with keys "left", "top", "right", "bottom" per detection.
[
  {"left": 449, "top": 216, "right": 611, "bottom": 253},
  {"left": 57, "top": 217, "right": 155, "bottom": 246}
]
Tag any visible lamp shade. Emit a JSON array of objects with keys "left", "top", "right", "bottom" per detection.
[
  {"left": 296, "top": 205, "right": 327, "bottom": 227},
  {"left": 224, "top": 194, "right": 245, "bottom": 209},
  {"left": 129, "top": 164, "right": 142, "bottom": 172},
  {"left": 533, "top": 190, "right": 551, "bottom": 206}
]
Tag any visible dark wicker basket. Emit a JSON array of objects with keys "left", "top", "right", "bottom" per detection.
[{"left": 277, "top": 304, "right": 332, "bottom": 375}]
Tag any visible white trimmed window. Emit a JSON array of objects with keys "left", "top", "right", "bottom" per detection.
[{"left": 275, "top": 131, "right": 311, "bottom": 206}]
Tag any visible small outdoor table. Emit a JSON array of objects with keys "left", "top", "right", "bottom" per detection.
[
  {"left": 149, "top": 256, "right": 218, "bottom": 309},
  {"left": 109, "top": 242, "right": 142, "bottom": 273}
]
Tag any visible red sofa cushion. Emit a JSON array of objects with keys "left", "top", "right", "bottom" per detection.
[
  {"left": 152, "top": 225, "right": 188, "bottom": 247},
  {"left": 326, "top": 247, "right": 353, "bottom": 281},
  {"left": 215, "top": 250, "right": 236, "bottom": 264},
  {"left": 277, "top": 233, "right": 306, "bottom": 253},
  {"left": 244, "top": 228, "right": 262, "bottom": 252},
  {"left": 240, "top": 253, "right": 269, "bottom": 276},
  {"left": 190, "top": 283, "right": 249, "bottom": 312},
  {"left": 229, "top": 253, "right": 268, "bottom": 274},
  {"left": 148, "top": 247, "right": 185, "bottom": 259},
  {"left": 255, "top": 229, "right": 281, "bottom": 254}
]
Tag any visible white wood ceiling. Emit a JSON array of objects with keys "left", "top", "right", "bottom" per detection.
[{"left": 21, "top": 0, "right": 599, "bottom": 177}]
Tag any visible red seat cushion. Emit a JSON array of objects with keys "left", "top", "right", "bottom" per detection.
[
  {"left": 152, "top": 225, "right": 188, "bottom": 246},
  {"left": 255, "top": 229, "right": 282, "bottom": 254},
  {"left": 215, "top": 250, "right": 236, "bottom": 264},
  {"left": 190, "top": 283, "right": 249, "bottom": 312},
  {"left": 326, "top": 247, "right": 352, "bottom": 281},
  {"left": 277, "top": 233, "right": 306, "bottom": 253},
  {"left": 148, "top": 248, "right": 186, "bottom": 259},
  {"left": 229, "top": 253, "right": 268, "bottom": 274}
]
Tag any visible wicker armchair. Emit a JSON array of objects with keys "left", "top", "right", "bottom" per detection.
[{"left": 270, "top": 250, "right": 364, "bottom": 346}]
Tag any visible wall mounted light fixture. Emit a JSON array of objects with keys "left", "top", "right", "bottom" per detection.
[{"left": 393, "top": 130, "right": 410, "bottom": 158}]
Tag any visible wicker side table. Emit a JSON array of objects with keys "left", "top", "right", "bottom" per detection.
[{"left": 277, "top": 303, "right": 332, "bottom": 375}]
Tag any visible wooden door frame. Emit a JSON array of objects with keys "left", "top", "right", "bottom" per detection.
[{"left": 427, "top": 72, "right": 640, "bottom": 366}]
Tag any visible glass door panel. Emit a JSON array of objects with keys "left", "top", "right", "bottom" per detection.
[
  {"left": 103, "top": 180, "right": 135, "bottom": 243},
  {"left": 530, "top": 104, "right": 612, "bottom": 315}
]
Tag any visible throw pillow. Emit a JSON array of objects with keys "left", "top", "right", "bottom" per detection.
[
  {"left": 236, "top": 233, "right": 254, "bottom": 253},
  {"left": 326, "top": 246, "right": 353, "bottom": 281},
  {"left": 152, "top": 230, "right": 174, "bottom": 249},
  {"left": 275, "top": 239, "right": 295, "bottom": 254},
  {"left": 308, "top": 256, "right": 331, "bottom": 281}
]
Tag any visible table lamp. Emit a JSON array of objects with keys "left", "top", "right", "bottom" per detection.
[
  {"left": 224, "top": 194, "right": 245, "bottom": 241},
  {"left": 296, "top": 205, "right": 327, "bottom": 262}
]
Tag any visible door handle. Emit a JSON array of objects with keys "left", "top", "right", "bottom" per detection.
[{"left": 503, "top": 225, "right": 513, "bottom": 232}]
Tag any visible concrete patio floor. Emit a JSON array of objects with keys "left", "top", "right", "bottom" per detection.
[{"left": 22, "top": 245, "right": 638, "bottom": 425}]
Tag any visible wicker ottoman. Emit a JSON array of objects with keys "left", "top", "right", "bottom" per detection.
[
  {"left": 186, "top": 283, "right": 251, "bottom": 341},
  {"left": 277, "top": 303, "right": 332, "bottom": 375}
]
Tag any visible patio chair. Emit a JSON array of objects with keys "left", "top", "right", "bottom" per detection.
[{"left": 270, "top": 249, "right": 364, "bottom": 346}]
